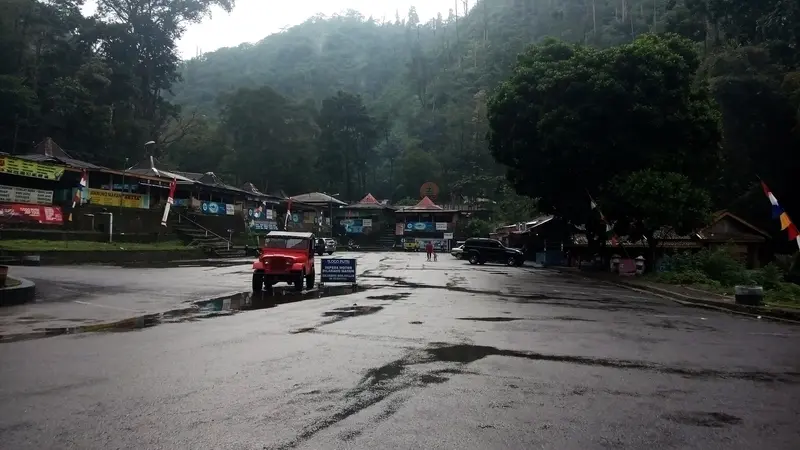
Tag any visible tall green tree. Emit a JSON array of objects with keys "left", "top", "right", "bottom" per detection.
[
  {"left": 606, "top": 170, "right": 712, "bottom": 263},
  {"left": 317, "top": 91, "right": 378, "bottom": 200},
  {"left": 218, "top": 86, "right": 318, "bottom": 194},
  {"left": 487, "top": 33, "right": 721, "bottom": 226}
]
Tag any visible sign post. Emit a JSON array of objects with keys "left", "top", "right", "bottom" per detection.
[{"left": 320, "top": 258, "right": 357, "bottom": 289}]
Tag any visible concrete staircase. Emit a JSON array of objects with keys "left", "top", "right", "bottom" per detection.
[
  {"left": 168, "top": 213, "right": 245, "bottom": 258},
  {"left": 376, "top": 225, "right": 396, "bottom": 249}
]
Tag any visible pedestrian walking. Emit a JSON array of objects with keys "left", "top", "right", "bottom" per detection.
[{"left": 425, "top": 241, "right": 433, "bottom": 261}]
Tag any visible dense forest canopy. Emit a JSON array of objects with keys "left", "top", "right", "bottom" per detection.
[{"left": 1, "top": 0, "right": 798, "bottom": 236}]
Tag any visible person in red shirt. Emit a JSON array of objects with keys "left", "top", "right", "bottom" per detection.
[{"left": 425, "top": 241, "right": 433, "bottom": 261}]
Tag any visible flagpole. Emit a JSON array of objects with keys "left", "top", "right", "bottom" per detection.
[{"left": 586, "top": 190, "right": 631, "bottom": 259}]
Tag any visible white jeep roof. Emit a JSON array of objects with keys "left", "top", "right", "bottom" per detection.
[{"left": 265, "top": 231, "right": 313, "bottom": 238}]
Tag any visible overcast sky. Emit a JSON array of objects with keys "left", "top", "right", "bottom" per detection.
[{"left": 84, "top": 1, "right": 467, "bottom": 59}]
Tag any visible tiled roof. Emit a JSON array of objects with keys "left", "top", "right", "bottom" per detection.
[
  {"left": 396, "top": 196, "right": 452, "bottom": 212},
  {"left": 344, "top": 193, "right": 395, "bottom": 210},
  {"left": 359, "top": 193, "right": 379, "bottom": 204}
]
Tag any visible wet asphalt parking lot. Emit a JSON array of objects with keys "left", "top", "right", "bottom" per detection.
[{"left": 1, "top": 251, "right": 799, "bottom": 449}]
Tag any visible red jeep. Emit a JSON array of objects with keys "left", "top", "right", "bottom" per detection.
[{"left": 252, "top": 231, "right": 316, "bottom": 293}]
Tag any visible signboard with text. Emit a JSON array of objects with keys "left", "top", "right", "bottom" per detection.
[
  {"left": 395, "top": 223, "right": 405, "bottom": 235},
  {"left": 250, "top": 220, "right": 279, "bottom": 232},
  {"left": 0, "top": 184, "right": 53, "bottom": 205},
  {"left": 88, "top": 188, "right": 148, "bottom": 209},
  {"left": 321, "top": 258, "right": 357, "bottom": 283},
  {"left": 0, "top": 156, "right": 64, "bottom": 180},
  {"left": 0, "top": 204, "right": 63, "bottom": 224}
]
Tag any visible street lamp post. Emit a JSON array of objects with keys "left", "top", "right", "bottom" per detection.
[{"left": 324, "top": 192, "right": 339, "bottom": 238}]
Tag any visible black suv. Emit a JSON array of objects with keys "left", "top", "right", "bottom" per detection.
[{"left": 463, "top": 238, "right": 525, "bottom": 266}]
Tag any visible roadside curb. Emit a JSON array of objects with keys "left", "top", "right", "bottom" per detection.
[
  {"left": 0, "top": 276, "right": 36, "bottom": 307},
  {"left": 0, "top": 291, "right": 250, "bottom": 344},
  {"left": 550, "top": 268, "right": 800, "bottom": 324}
]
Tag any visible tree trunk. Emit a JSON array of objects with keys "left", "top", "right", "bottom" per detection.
[{"left": 647, "top": 231, "right": 658, "bottom": 273}]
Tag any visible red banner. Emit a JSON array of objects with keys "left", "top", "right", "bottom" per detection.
[{"left": 0, "top": 204, "right": 63, "bottom": 225}]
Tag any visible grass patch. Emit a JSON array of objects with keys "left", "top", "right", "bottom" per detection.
[
  {"left": 0, "top": 239, "right": 189, "bottom": 252},
  {"left": 4, "top": 276, "right": 21, "bottom": 287}
]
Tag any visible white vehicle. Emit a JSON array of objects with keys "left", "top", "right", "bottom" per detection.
[
  {"left": 315, "top": 238, "right": 337, "bottom": 255},
  {"left": 451, "top": 244, "right": 464, "bottom": 259}
]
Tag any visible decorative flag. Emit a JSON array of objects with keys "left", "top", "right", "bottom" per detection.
[
  {"left": 760, "top": 181, "right": 800, "bottom": 248},
  {"left": 284, "top": 198, "right": 292, "bottom": 229},
  {"left": 160, "top": 178, "right": 177, "bottom": 227},
  {"left": 68, "top": 170, "right": 88, "bottom": 221},
  {"left": 588, "top": 192, "right": 619, "bottom": 246}
]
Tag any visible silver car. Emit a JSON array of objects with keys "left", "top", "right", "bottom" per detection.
[
  {"left": 451, "top": 244, "right": 464, "bottom": 259},
  {"left": 323, "top": 238, "right": 337, "bottom": 255}
]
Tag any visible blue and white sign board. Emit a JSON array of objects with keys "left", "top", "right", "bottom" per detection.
[{"left": 321, "top": 258, "right": 357, "bottom": 284}]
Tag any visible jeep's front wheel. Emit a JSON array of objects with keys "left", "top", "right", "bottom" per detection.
[
  {"left": 306, "top": 271, "right": 315, "bottom": 289},
  {"left": 252, "top": 272, "right": 263, "bottom": 292},
  {"left": 294, "top": 270, "right": 304, "bottom": 291}
]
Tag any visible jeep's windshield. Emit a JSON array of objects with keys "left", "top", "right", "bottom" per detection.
[{"left": 263, "top": 238, "right": 308, "bottom": 249}]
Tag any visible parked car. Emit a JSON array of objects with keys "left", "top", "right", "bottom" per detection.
[
  {"left": 403, "top": 241, "right": 419, "bottom": 252},
  {"left": 451, "top": 244, "right": 464, "bottom": 259},
  {"left": 323, "top": 238, "right": 337, "bottom": 255},
  {"left": 252, "top": 231, "right": 316, "bottom": 293},
  {"left": 315, "top": 237, "right": 337, "bottom": 255},
  {"left": 462, "top": 237, "right": 524, "bottom": 266}
]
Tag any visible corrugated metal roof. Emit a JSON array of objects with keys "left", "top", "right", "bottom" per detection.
[
  {"left": 290, "top": 192, "right": 347, "bottom": 205},
  {"left": 14, "top": 153, "right": 106, "bottom": 170}
]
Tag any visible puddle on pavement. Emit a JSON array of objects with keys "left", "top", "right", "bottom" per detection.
[
  {"left": 457, "top": 317, "right": 521, "bottom": 322},
  {"left": 662, "top": 411, "right": 742, "bottom": 428},
  {"left": 366, "top": 292, "right": 411, "bottom": 301}
]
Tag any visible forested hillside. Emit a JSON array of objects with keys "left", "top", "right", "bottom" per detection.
[
  {"left": 167, "top": 0, "right": 703, "bottom": 203},
  {"left": 2, "top": 0, "right": 798, "bottom": 228}
]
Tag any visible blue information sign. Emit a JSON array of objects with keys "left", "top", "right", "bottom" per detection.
[{"left": 321, "top": 258, "right": 357, "bottom": 283}]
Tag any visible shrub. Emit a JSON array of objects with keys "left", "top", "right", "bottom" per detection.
[
  {"left": 654, "top": 269, "right": 720, "bottom": 287},
  {"left": 765, "top": 282, "right": 800, "bottom": 307},
  {"left": 693, "top": 247, "right": 751, "bottom": 286},
  {"left": 751, "top": 263, "right": 785, "bottom": 290}
]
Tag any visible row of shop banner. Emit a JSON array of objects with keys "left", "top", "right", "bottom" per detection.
[
  {"left": 201, "top": 201, "right": 235, "bottom": 215},
  {"left": 87, "top": 188, "right": 149, "bottom": 209},
  {"left": 0, "top": 184, "right": 53, "bottom": 205},
  {"left": 0, "top": 204, "right": 63, "bottom": 224},
  {"left": 0, "top": 156, "right": 65, "bottom": 181},
  {"left": 395, "top": 222, "right": 450, "bottom": 235},
  {"left": 340, "top": 218, "right": 372, "bottom": 234}
]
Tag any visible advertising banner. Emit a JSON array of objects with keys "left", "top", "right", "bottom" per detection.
[
  {"left": 395, "top": 223, "right": 405, "bottom": 235},
  {"left": 443, "top": 232, "right": 454, "bottom": 240},
  {"left": 88, "top": 188, "right": 148, "bottom": 209},
  {"left": 404, "top": 222, "right": 435, "bottom": 233},
  {"left": 340, "top": 218, "right": 374, "bottom": 234},
  {"left": 321, "top": 258, "right": 357, "bottom": 283},
  {"left": 0, "top": 184, "right": 53, "bottom": 205},
  {"left": 201, "top": 201, "right": 227, "bottom": 215},
  {"left": 414, "top": 238, "right": 446, "bottom": 251},
  {"left": 225, "top": 204, "right": 235, "bottom": 215},
  {"left": 0, "top": 204, "right": 63, "bottom": 224},
  {"left": 0, "top": 156, "right": 64, "bottom": 180}
]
